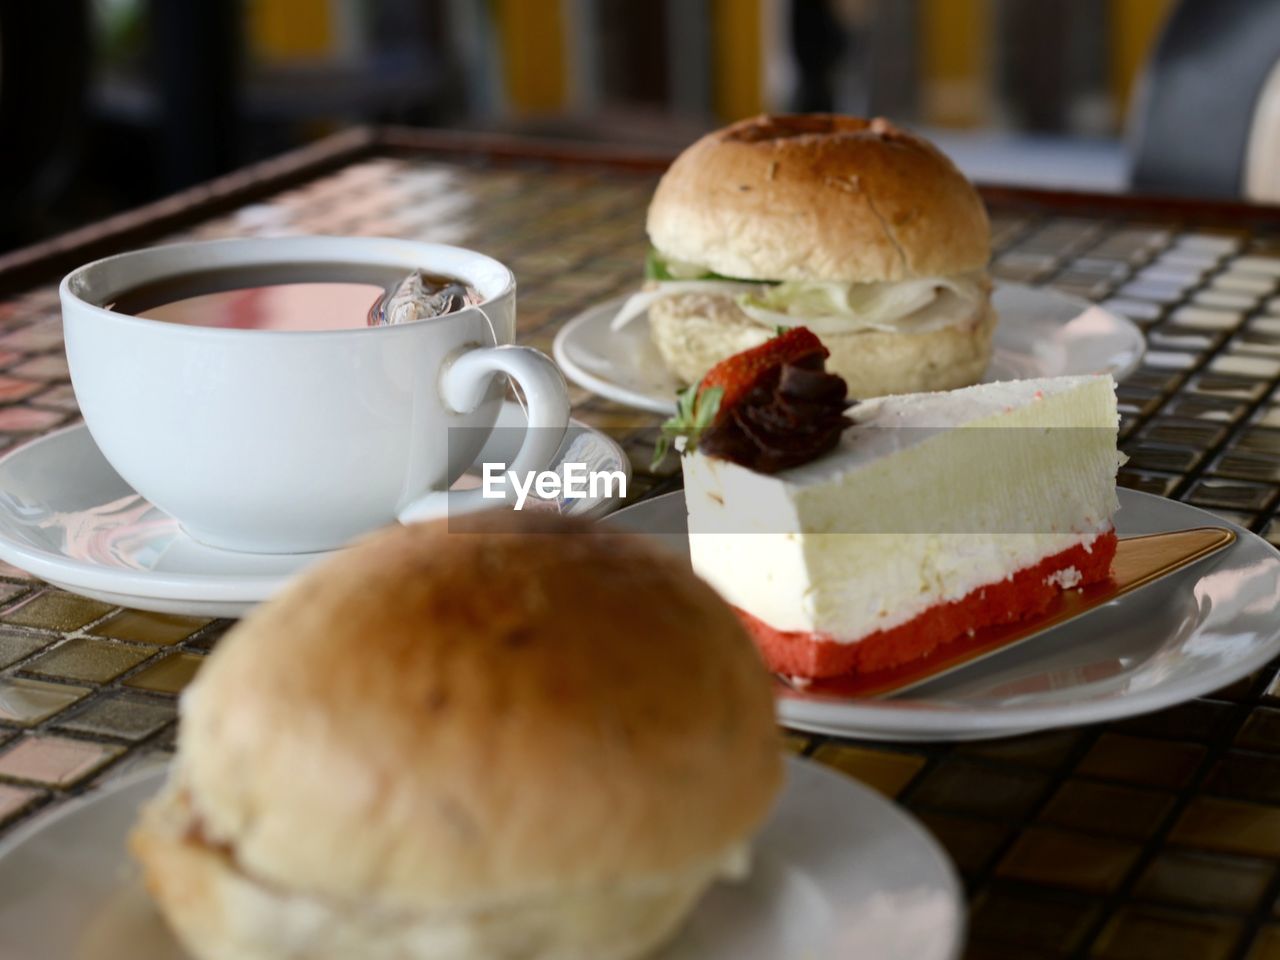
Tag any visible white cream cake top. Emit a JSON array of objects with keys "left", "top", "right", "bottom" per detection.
[{"left": 777, "top": 375, "right": 1118, "bottom": 488}]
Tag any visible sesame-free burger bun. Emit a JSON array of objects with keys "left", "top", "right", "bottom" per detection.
[
  {"left": 647, "top": 114, "right": 990, "bottom": 284},
  {"left": 131, "top": 511, "right": 782, "bottom": 960}
]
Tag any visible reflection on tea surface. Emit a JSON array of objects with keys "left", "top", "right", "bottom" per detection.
[{"left": 107, "top": 263, "right": 483, "bottom": 332}]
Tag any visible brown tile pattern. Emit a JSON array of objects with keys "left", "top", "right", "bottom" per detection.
[
  {"left": 0, "top": 677, "right": 91, "bottom": 726},
  {"left": 122, "top": 653, "right": 204, "bottom": 695},
  {"left": 1090, "top": 906, "right": 1242, "bottom": 960},
  {"left": 3, "top": 592, "right": 114, "bottom": 632},
  {"left": 970, "top": 887, "right": 1100, "bottom": 957},
  {"left": 22, "top": 639, "right": 152, "bottom": 683},
  {"left": 997, "top": 827, "right": 1143, "bottom": 894},
  {"left": 1075, "top": 733, "right": 1207, "bottom": 790},
  {"left": 1251, "top": 926, "right": 1280, "bottom": 960},
  {"left": 90, "top": 611, "right": 211, "bottom": 647},
  {"left": 1038, "top": 779, "right": 1175, "bottom": 840},
  {"left": 1133, "top": 852, "right": 1275, "bottom": 913},
  {"left": 0, "top": 782, "right": 44, "bottom": 826},
  {"left": 919, "top": 812, "right": 1012, "bottom": 879},
  {"left": 811, "top": 742, "right": 927, "bottom": 797},
  {"left": 0, "top": 582, "right": 31, "bottom": 609},
  {"left": 1238, "top": 708, "right": 1280, "bottom": 752},
  {"left": 1171, "top": 798, "right": 1280, "bottom": 858},
  {"left": 0, "top": 735, "right": 123, "bottom": 787},
  {"left": 0, "top": 154, "right": 1275, "bottom": 958},
  {"left": 0, "top": 628, "right": 46, "bottom": 669},
  {"left": 911, "top": 757, "right": 1052, "bottom": 819},
  {"left": 53, "top": 693, "right": 175, "bottom": 742}
]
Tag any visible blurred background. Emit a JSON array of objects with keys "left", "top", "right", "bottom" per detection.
[{"left": 2, "top": 0, "right": 1277, "bottom": 254}]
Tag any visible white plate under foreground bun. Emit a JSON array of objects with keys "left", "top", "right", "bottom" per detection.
[
  {"left": 0, "top": 403, "right": 630, "bottom": 618},
  {"left": 604, "top": 488, "right": 1280, "bottom": 741},
  {"left": 553, "top": 282, "right": 1145, "bottom": 414},
  {"left": 0, "top": 758, "right": 964, "bottom": 960}
]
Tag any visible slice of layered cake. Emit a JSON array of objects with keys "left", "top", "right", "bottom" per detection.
[{"left": 665, "top": 328, "right": 1122, "bottom": 680}]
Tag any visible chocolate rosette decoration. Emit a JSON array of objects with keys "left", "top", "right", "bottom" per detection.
[
  {"left": 701, "top": 354, "right": 851, "bottom": 472},
  {"left": 655, "top": 327, "right": 854, "bottom": 474}
]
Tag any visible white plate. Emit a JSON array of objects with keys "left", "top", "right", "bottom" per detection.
[
  {"left": 553, "top": 283, "right": 1146, "bottom": 414},
  {"left": 604, "top": 489, "right": 1280, "bottom": 741},
  {"left": 0, "top": 758, "right": 964, "bottom": 960},
  {"left": 0, "top": 403, "right": 630, "bottom": 618}
]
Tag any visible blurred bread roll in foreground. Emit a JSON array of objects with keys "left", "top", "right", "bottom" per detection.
[{"left": 131, "top": 511, "right": 782, "bottom": 960}]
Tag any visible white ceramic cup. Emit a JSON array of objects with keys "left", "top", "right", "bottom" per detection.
[{"left": 60, "top": 236, "right": 570, "bottom": 554}]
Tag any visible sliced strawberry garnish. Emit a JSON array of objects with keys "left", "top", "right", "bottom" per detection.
[
  {"left": 698, "top": 327, "right": 828, "bottom": 424},
  {"left": 653, "top": 327, "right": 843, "bottom": 470}
]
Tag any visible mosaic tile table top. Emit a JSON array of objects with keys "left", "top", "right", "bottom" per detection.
[{"left": 1, "top": 145, "right": 1280, "bottom": 960}]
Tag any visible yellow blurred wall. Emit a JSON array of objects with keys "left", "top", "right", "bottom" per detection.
[
  {"left": 918, "top": 0, "right": 1172, "bottom": 129},
  {"left": 1109, "top": 0, "right": 1176, "bottom": 115},
  {"left": 245, "top": 0, "right": 1176, "bottom": 129},
  {"left": 712, "top": 0, "right": 764, "bottom": 120},
  {"left": 249, "top": 0, "right": 336, "bottom": 60},
  {"left": 920, "top": 0, "right": 991, "bottom": 127},
  {"left": 494, "top": 0, "right": 568, "bottom": 113}
]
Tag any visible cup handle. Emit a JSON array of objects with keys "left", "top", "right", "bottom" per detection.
[{"left": 397, "top": 344, "right": 570, "bottom": 524}]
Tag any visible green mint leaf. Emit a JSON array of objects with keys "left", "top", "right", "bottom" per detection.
[
  {"left": 693, "top": 386, "right": 723, "bottom": 429},
  {"left": 650, "top": 433, "right": 671, "bottom": 470},
  {"left": 651, "top": 382, "right": 722, "bottom": 470}
]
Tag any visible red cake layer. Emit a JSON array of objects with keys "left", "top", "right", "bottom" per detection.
[{"left": 737, "top": 530, "right": 1118, "bottom": 679}]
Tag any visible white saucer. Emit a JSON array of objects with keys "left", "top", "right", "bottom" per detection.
[
  {"left": 0, "top": 403, "right": 631, "bottom": 618},
  {"left": 604, "top": 489, "right": 1280, "bottom": 741},
  {"left": 553, "top": 283, "right": 1146, "bottom": 414},
  {"left": 0, "top": 757, "right": 964, "bottom": 960}
]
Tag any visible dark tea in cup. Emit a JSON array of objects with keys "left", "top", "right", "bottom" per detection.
[{"left": 107, "top": 263, "right": 483, "bottom": 332}]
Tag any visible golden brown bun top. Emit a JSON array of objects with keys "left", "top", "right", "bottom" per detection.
[
  {"left": 175, "top": 511, "right": 782, "bottom": 910},
  {"left": 647, "top": 114, "right": 991, "bottom": 283}
]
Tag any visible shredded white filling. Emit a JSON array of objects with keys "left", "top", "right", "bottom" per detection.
[
  {"left": 610, "top": 280, "right": 759, "bottom": 331},
  {"left": 610, "top": 271, "right": 988, "bottom": 336}
]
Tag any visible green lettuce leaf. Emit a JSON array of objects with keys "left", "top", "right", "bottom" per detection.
[{"left": 644, "top": 248, "right": 765, "bottom": 284}]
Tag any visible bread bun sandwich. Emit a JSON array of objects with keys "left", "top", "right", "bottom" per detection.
[
  {"left": 131, "top": 511, "right": 782, "bottom": 960},
  {"left": 616, "top": 114, "right": 994, "bottom": 397}
]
